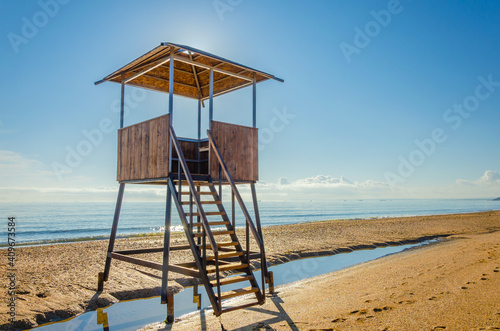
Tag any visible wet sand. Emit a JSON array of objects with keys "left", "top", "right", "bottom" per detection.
[
  {"left": 1, "top": 210, "right": 500, "bottom": 329},
  {"left": 154, "top": 231, "right": 500, "bottom": 330}
]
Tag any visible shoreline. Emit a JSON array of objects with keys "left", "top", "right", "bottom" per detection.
[
  {"left": 3, "top": 209, "right": 499, "bottom": 249},
  {"left": 1, "top": 210, "right": 500, "bottom": 329}
]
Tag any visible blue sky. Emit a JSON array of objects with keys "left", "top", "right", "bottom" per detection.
[{"left": 1, "top": 0, "right": 500, "bottom": 202}]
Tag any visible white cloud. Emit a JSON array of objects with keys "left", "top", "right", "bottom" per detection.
[
  {"left": 278, "top": 177, "right": 289, "bottom": 185},
  {"left": 456, "top": 170, "right": 500, "bottom": 186},
  {"left": 256, "top": 175, "right": 391, "bottom": 200},
  {"left": 0, "top": 185, "right": 166, "bottom": 202},
  {"left": 0, "top": 150, "right": 54, "bottom": 184}
]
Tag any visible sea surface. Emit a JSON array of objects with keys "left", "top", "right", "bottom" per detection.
[{"left": 1, "top": 199, "right": 499, "bottom": 246}]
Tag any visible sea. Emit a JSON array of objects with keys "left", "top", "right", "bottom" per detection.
[{"left": 1, "top": 199, "right": 499, "bottom": 247}]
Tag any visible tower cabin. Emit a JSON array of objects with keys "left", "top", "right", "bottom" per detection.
[{"left": 95, "top": 42, "right": 283, "bottom": 321}]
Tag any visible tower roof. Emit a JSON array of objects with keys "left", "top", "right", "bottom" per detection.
[{"left": 95, "top": 42, "right": 283, "bottom": 100}]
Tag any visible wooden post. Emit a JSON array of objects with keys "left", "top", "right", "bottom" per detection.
[
  {"left": 267, "top": 271, "right": 274, "bottom": 294},
  {"left": 193, "top": 284, "right": 201, "bottom": 310},
  {"left": 166, "top": 289, "right": 174, "bottom": 324},
  {"left": 161, "top": 180, "right": 173, "bottom": 304}
]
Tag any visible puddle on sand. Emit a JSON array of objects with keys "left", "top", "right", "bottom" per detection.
[{"left": 33, "top": 240, "right": 438, "bottom": 330}]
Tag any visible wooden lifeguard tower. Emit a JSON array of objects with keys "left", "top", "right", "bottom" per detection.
[{"left": 95, "top": 42, "right": 283, "bottom": 321}]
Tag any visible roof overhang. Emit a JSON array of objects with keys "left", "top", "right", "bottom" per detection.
[{"left": 95, "top": 42, "right": 283, "bottom": 101}]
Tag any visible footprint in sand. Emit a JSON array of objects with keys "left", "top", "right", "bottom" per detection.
[
  {"left": 432, "top": 326, "right": 447, "bottom": 330},
  {"left": 373, "top": 306, "right": 393, "bottom": 312},
  {"left": 398, "top": 300, "right": 416, "bottom": 304},
  {"left": 461, "top": 286, "right": 468, "bottom": 290},
  {"left": 332, "top": 317, "right": 346, "bottom": 323},
  {"left": 349, "top": 309, "right": 368, "bottom": 315},
  {"left": 429, "top": 296, "right": 438, "bottom": 301}
]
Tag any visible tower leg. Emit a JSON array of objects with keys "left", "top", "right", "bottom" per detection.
[
  {"left": 99, "top": 183, "right": 125, "bottom": 290},
  {"left": 251, "top": 183, "right": 271, "bottom": 291},
  {"left": 161, "top": 179, "right": 173, "bottom": 304}
]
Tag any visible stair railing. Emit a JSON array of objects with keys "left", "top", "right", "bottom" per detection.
[
  {"left": 207, "top": 130, "right": 268, "bottom": 296},
  {"left": 169, "top": 126, "right": 223, "bottom": 311}
]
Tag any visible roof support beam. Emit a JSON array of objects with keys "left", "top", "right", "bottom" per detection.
[
  {"left": 252, "top": 73, "right": 256, "bottom": 128},
  {"left": 201, "top": 80, "right": 253, "bottom": 101},
  {"left": 168, "top": 48, "right": 175, "bottom": 120},
  {"left": 123, "top": 57, "right": 171, "bottom": 84},
  {"left": 188, "top": 50, "right": 204, "bottom": 104},
  {"left": 199, "top": 68, "right": 249, "bottom": 89},
  {"left": 120, "top": 77, "right": 125, "bottom": 129},
  {"left": 209, "top": 68, "right": 214, "bottom": 130},
  {"left": 172, "top": 55, "right": 253, "bottom": 82}
]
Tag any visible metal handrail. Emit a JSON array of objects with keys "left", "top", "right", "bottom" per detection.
[
  {"left": 170, "top": 126, "right": 219, "bottom": 256},
  {"left": 207, "top": 130, "right": 268, "bottom": 295},
  {"left": 169, "top": 126, "right": 222, "bottom": 308}
]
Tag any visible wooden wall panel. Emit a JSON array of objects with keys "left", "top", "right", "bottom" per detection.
[
  {"left": 117, "top": 114, "right": 170, "bottom": 182},
  {"left": 210, "top": 121, "right": 258, "bottom": 182}
]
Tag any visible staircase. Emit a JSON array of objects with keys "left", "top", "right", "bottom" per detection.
[{"left": 168, "top": 126, "right": 268, "bottom": 316}]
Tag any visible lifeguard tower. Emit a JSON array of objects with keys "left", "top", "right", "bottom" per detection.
[{"left": 95, "top": 42, "right": 283, "bottom": 321}]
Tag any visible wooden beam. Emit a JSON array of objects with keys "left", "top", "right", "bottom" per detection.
[
  {"left": 124, "top": 57, "right": 170, "bottom": 83},
  {"left": 109, "top": 252, "right": 201, "bottom": 278},
  {"left": 142, "top": 73, "right": 197, "bottom": 90},
  {"left": 188, "top": 50, "right": 204, "bottom": 100},
  {"left": 173, "top": 55, "right": 253, "bottom": 82},
  {"left": 199, "top": 68, "right": 249, "bottom": 89},
  {"left": 201, "top": 81, "right": 253, "bottom": 101}
]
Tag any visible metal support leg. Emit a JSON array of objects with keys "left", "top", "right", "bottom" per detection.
[
  {"left": 100, "top": 183, "right": 125, "bottom": 288},
  {"left": 251, "top": 183, "right": 270, "bottom": 290},
  {"left": 161, "top": 180, "right": 173, "bottom": 304}
]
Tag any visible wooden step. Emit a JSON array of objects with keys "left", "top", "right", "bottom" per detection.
[
  {"left": 198, "top": 242, "right": 239, "bottom": 249},
  {"left": 218, "top": 287, "right": 259, "bottom": 300},
  {"left": 192, "top": 221, "right": 229, "bottom": 227},
  {"left": 210, "top": 275, "right": 254, "bottom": 286},
  {"left": 199, "top": 146, "right": 209, "bottom": 152},
  {"left": 221, "top": 301, "right": 262, "bottom": 314},
  {"left": 175, "top": 181, "right": 212, "bottom": 186},
  {"left": 186, "top": 211, "right": 224, "bottom": 217},
  {"left": 181, "top": 200, "right": 221, "bottom": 205},
  {"left": 206, "top": 263, "right": 248, "bottom": 273},
  {"left": 181, "top": 191, "right": 216, "bottom": 195},
  {"left": 194, "top": 230, "right": 234, "bottom": 238},
  {"left": 205, "top": 252, "right": 243, "bottom": 261}
]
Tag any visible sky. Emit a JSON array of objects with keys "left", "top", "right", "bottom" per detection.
[{"left": 1, "top": 0, "right": 500, "bottom": 202}]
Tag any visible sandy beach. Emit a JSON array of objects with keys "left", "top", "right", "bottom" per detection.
[
  {"left": 155, "top": 231, "right": 500, "bottom": 330},
  {"left": 1, "top": 210, "right": 500, "bottom": 330}
]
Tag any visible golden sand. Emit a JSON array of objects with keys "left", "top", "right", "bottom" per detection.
[{"left": 1, "top": 210, "right": 499, "bottom": 329}]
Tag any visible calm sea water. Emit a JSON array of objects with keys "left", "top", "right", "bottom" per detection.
[{"left": 1, "top": 199, "right": 499, "bottom": 246}]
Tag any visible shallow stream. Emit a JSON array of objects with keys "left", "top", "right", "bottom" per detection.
[{"left": 33, "top": 240, "right": 438, "bottom": 330}]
